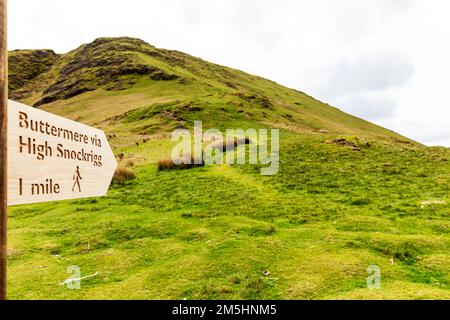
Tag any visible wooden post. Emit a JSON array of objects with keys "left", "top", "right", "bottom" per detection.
[{"left": 0, "top": 0, "right": 7, "bottom": 301}]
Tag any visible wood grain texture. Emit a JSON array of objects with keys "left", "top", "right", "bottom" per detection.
[
  {"left": 7, "top": 100, "right": 117, "bottom": 206},
  {"left": 0, "top": 0, "right": 7, "bottom": 301}
]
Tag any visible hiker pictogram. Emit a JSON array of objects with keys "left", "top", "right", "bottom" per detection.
[{"left": 72, "top": 166, "right": 83, "bottom": 192}]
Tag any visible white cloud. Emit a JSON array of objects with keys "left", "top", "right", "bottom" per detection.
[
  {"left": 7, "top": 0, "right": 450, "bottom": 146},
  {"left": 310, "top": 51, "right": 414, "bottom": 98},
  {"left": 333, "top": 93, "right": 397, "bottom": 121}
]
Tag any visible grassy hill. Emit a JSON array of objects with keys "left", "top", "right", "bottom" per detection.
[{"left": 7, "top": 37, "right": 450, "bottom": 299}]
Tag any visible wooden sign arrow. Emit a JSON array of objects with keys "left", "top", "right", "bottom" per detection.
[{"left": 7, "top": 100, "right": 117, "bottom": 206}]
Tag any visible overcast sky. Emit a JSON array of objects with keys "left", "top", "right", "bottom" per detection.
[{"left": 8, "top": 0, "right": 450, "bottom": 146}]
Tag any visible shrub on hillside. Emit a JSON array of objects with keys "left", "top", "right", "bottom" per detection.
[
  {"left": 213, "top": 137, "right": 251, "bottom": 151},
  {"left": 157, "top": 154, "right": 204, "bottom": 171},
  {"left": 113, "top": 166, "right": 136, "bottom": 184}
]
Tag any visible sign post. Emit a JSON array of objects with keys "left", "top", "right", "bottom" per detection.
[
  {"left": 7, "top": 100, "right": 117, "bottom": 205},
  {"left": 0, "top": 99, "right": 117, "bottom": 299},
  {"left": 0, "top": 0, "right": 7, "bottom": 301},
  {"left": 0, "top": 1, "right": 116, "bottom": 298}
]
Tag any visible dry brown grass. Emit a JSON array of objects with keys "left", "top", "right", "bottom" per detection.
[
  {"left": 113, "top": 166, "right": 136, "bottom": 184},
  {"left": 212, "top": 137, "right": 251, "bottom": 151},
  {"left": 123, "top": 159, "right": 135, "bottom": 167},
  {"left": 157, "top": 154, "right": 204, "bottom": 171}
]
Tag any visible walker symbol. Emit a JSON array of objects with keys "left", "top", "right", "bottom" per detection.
[{"left": 72, "top": 166, "right": 82, "bottom": 192}]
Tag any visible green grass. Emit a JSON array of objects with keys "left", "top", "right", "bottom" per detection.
[
  {"left": 8, "top": 132, "right": 450, "bottom": 299},
  {"left": 6, "top": 37, "right": 450, "bottom": 300}
]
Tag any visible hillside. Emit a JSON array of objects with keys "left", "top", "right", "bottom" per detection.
[
  {"left": 7, "top": 37, "right": 450, "bottom": 300},
  {"left": 9, "top": 37, "right": 413, "bottom": 146}
]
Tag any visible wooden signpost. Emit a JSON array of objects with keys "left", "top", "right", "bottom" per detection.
[
  {"left": 0, "top": 102, "right": 117, "bottom": 298},
  {"left": 0, "top": 0, "right": 117, "bottom": 299},
  {"left": 0, "top": 0, "right": 7, "bottom": 302},
  {"left": 7, "top": 100, "right": 117, "bottom": 205}
]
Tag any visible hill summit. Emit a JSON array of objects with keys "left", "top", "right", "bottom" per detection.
[{"left": 9, "top": 37, "right": 412, "bottom": 146}]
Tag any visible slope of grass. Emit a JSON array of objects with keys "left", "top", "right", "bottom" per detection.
[
  {"left": 8, "top": 132, "right": 450, "bottom": 299},
  {"left": 8, "top": 49, "right": 58, "bottom": 92},
  {"left": 6, "top": 36, "right": 449, "bottom": 300}
]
